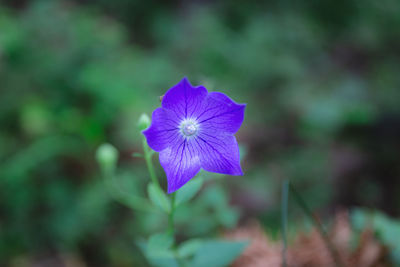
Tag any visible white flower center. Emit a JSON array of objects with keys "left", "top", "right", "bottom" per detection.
[{"left": 180, "top": 119, "right": 199, "bottom": 137}]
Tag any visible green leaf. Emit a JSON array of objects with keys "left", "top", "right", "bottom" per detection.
[
  {"left": 352, "top": 208, "right": 400, "bottom": 264},
  {"left": 201, "top": 186, "right": 227, "bottom": 208},
  {"left": 176, "top": 177, "right": 203, "bottom": 206},
  {"left": 190, "top": 240, "right": 248, "bottom": 267},
  {"left": 177, "top": 239, "right": 203, "bottom": 258},
  {"left": 147, "top": 254, "right": 179, "bottom": 267},
  {"left": 148, "top": 183, "right": 170, "bottom": 212},
  {"left": 137, "top": 239, "right": 179, "bottom": 267},
  {"left": 147, "top": 232, "right": 174, "bottom": 256},
  {"left": 217, "top": 207, "right": 239, "bottom": 228}
]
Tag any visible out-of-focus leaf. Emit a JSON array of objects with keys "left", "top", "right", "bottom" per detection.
[
  {"left": 352, "top": 208, "right": 400, "bottom": 264},
  {"left": 217, "top": 207, "right": 240, "bottom": 229},
  {"left": 177, "top": 239, "right": 203, "bottom": 258},
  {"left": 175, "top": 177, "right": 203, "bottom": 206},
  {"left": 190, "top": 240, "right": 248, "bottom": 267},
  {"left": 137, "top": 240, "right": 179, "bottom": 267},
  {"left": 0, "top": 136, "right": 83, "bottom": 183},
  {"left": 147, "top": 232, "right": 174, "bottom": 256},
  {"left": 148, "top": 183, "right": 171, "bottom": 213}
]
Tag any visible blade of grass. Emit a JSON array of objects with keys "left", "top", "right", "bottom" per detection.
[
  {"left": 281, "top": 179, "right": 289, "bottom": 267},
  {"left": 289, "top": 183, "right": 345, "bottom": 267}
]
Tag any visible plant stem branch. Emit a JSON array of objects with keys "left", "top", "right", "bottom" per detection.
[
  {"left": 281, "top": 179, "right": 289, "bottom": 267},
  {"left": 142, "top": 136, "right": 181, "bottom": 266},
  {"left": 289, "top": 184, "right": 345, "bottom": 267},
  {"left": 168, "top": 192, "right": 176, "bottom": 235}
]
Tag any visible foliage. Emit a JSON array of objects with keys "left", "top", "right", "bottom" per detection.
[{"left": 352, "top": 208, "right": 400, "bottom": 264}]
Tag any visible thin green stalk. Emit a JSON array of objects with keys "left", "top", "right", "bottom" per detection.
[
  {"left": 168, "top": 192, "right": 176, "bottom": 235},
  {"left": 142, "top": 135, "right": 182, "bottom": 266},
  {"left": 281, "top": 179, "right": 289, "bottom": 267},
  {"left": 169, "top": 193, "right": 185, "bottom": 267},
  {"left": 142, "top": 138, "right": 160, "bottom": 188},
  {"left": 289, "top": 184, "right": 345, "bottom": 267}
]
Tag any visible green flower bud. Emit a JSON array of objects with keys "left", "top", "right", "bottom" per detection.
[
  {"left": 138, "top": 113, "right": 151, "bottom": 131},
  {"left": 96, "top": 143, "right": 119, "bottom": 170}
]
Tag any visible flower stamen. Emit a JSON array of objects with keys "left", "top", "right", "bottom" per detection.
[{"left": 180, "top": 119, "right": 199, "bottom": 137}]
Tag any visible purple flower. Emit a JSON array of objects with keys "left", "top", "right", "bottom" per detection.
[{"left": 143, "top": 78, "right": 246, "bottom": 193}]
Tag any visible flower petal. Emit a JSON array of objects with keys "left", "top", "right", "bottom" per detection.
[
  {"left": 194, "top": 132, "right": 243, "bottom": 176},
  {"left": 159, "top": 139, "right": 201, "bottom": 193},
  {"left": 143, "top": 107, "right": 180, "bottom": 152},
  {"left": 195, "top": 92, "right": 246, "bottom": 134},
  {"left": 162, "top": 77, "right": 208, "bottom": 119}
]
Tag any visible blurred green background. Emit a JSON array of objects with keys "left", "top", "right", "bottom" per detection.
[{"left": 1, "top": 0, "right": 400, "bottom": 266}]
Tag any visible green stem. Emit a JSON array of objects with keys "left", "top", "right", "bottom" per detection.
[
  {"left": 289, "top": 184, "right": 345, "bottom": 267},
  {"left": 169, "top": 193, "right": 185, "bottom": 267},
  {"left": 281, "top": 179, "right": 289, "bottom": 267},
  {"left": 142, "top": 136, "right": 182, "bottom": 266},
  {"left": 142, "top": 138, "right": 160, "bottom": 188},
  {"left": 168, "top": 192, "right": 176, "bottom": 235}
]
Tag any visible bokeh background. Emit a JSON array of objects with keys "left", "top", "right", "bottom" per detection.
[{"left": 1, "top": 0, "right": 400, "bottom": 266}]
